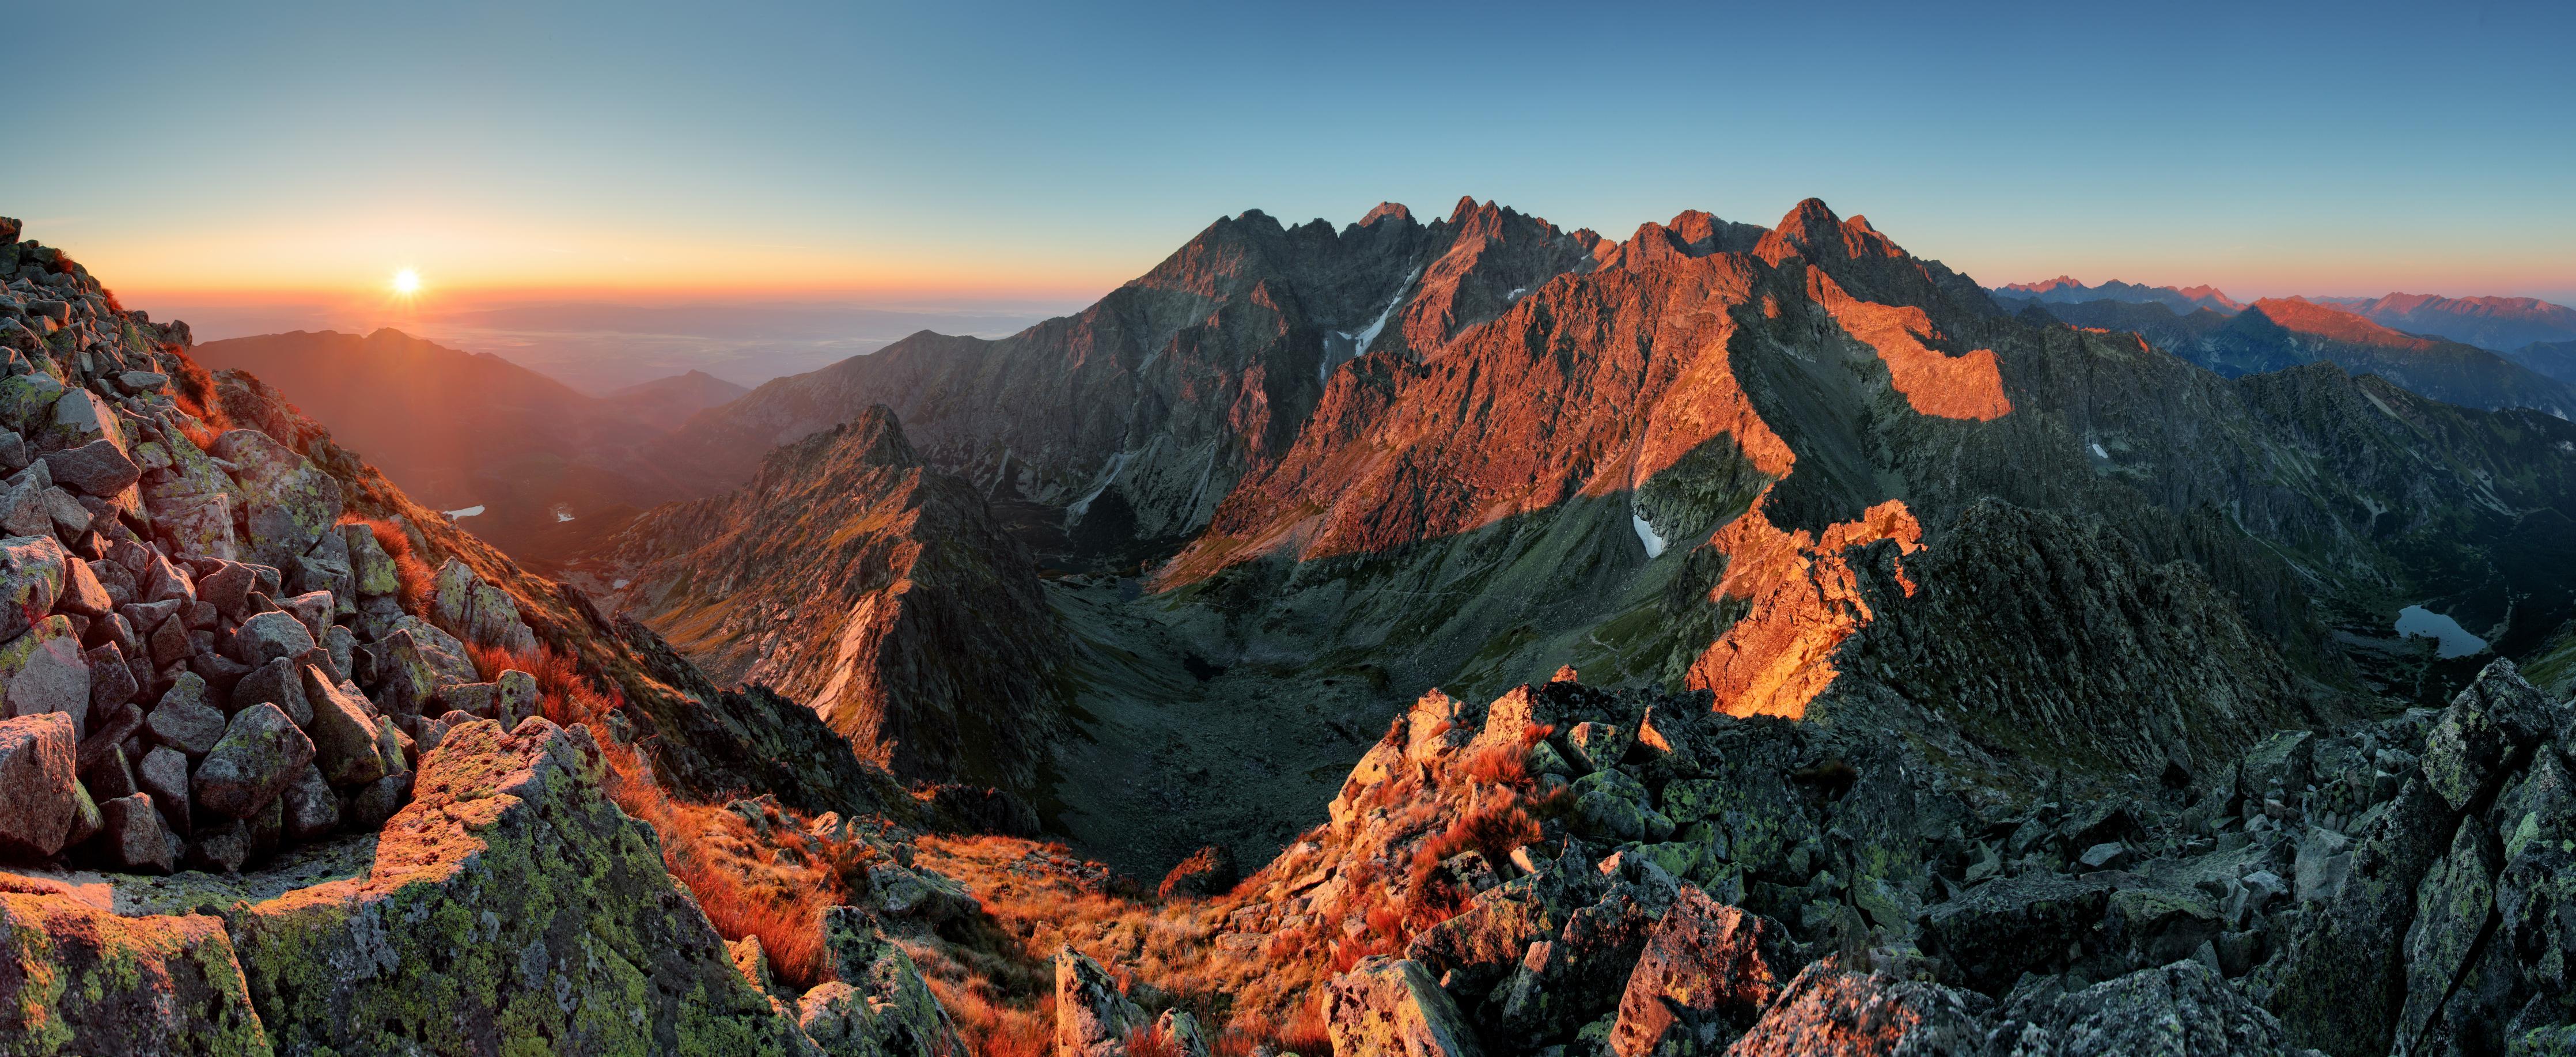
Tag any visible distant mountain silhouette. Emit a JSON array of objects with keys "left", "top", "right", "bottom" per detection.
[{"left": 188, "top": 328, "right": 719, "bottom": 567}]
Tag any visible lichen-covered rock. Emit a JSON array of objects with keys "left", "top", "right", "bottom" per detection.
[
  {"left": 372, "top": 617, "right": 478, "bottom": 716},
  {"left": 190, "top": 702, "right": 314, "bottom": 819},
  {"left": 0, "top": 711, "right": 78, "bottom": 857},
  {"left": 225, "top": 717, "right": 810, "bottom": 1055},
  {"left": 1156, "top": 1009, "right": 1211, "bottom": 1057},
  {"left": 209, "top": 428, "right": 343, "bottom": 569},
  {"left": 40, "top": 438, "right": 140, "bottom": 498},
  {"left": 1055, "top": 946, "right": 1148, "bottom": 1057},
  {"left": 97, "top": 791, "right": 177, "bottom": 873},
  {"left": 5, "top": 628, "right": 90, "bottom": 742},
  {"left": 2423, "top": 660, "right": 2552, "bottom": 810},
  {"left": 228, "top": 612, "right": 316, "bottom": 672},
  {"left": 870, "top": 863, "right": 979, "bottom": 923},
  {"left": 803, "top": 908, "right": 967, "bottom": 1057},
  {"left": 2397, "top": 819, "right": 2502, "bottom": 1046},
  {"left": 2256, "top": 777, "right": 2456, "bottom": 1057},
  {"left": 145, "top": 673, "right": 225, "bottom": 756},
  {"left": 342, "top": 522, "right": 398, "bottom": 597},
  {"left": 1986, "top": 960, "right": 2316, "bottom": 1056},
  {"left": 1326, "top": 956, "right": 1485, "bottom": 1057},
  {"left": 1723, "top": 961, "right": 1988, "bottom": 1056},
  {"left": 229, "top": 657, "right": 310, "bottom": 728},
  {"left": 0, "top": 889, "right": 270, "bottom": 1054},
  {"left": 300, "top": 665, "right": 386, "bottom": 787},
  {"left": 431, "top": 557, "right": 539, "bottom": 654},
  {"left": 1919, "top": 873, "right": 2116, "bottom": 995},
  {"left": 1609, "top": 887, "right": 1795, "bottom": 1056}
]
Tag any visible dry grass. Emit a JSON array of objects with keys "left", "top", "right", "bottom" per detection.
[
  {"left": 342, "top": 516, "right": 436, "bottom": 611},
  {"left": 461, "top": 635, "right": 872, "bottom": 992},
  {"left": 1126, "top": 1024, "right": 1183, "bottom": 1057},
  {"left": 166, "top": 354, "right": 231, "bottom": 431},
  {"left": 465, "top": 641, "right": 584, "bottom": 698}
]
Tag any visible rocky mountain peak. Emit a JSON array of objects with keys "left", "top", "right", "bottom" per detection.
[{"left": 1357, "top": 201, "right": 1415, "bottom": 228}]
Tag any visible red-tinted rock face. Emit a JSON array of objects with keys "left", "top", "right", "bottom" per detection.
[
  {"left": 1159, "top": 199, "right": 2006, "bottom": 720},
  {"left": 593, "top": 407, "right": 1068, "bottom": 795}
]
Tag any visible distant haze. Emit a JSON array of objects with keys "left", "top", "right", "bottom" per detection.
[{"left": 141, "top": 294, "right": 1081, "bottom": 392}]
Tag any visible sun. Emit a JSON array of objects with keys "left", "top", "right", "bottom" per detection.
[{"left": 392, "top": 268, "right": 421, "bottom": 295}]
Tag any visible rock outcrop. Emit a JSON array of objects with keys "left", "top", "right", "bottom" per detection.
[{"left": 590, "top": 407, "right": 1069, "bottom": 797}]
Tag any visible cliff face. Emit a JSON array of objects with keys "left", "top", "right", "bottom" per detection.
[
  {"left": 593, "top": 406, "right": 1068, "bottom": 797},
  {"left": 649, "top": 199, "right": 1608, "bottom": 565}
]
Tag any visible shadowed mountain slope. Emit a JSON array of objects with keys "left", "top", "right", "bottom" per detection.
[{"left": 188, "top": 328, "right": 725, "bottom": 569}]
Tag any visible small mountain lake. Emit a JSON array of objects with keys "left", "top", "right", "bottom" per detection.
[{"left": 2395, "top": 605, "right": 2488, "bottom": 658}]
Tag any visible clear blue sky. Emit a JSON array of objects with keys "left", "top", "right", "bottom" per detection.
[{"left": 16, "top": 0, "right": 2575, "bottom": 305}]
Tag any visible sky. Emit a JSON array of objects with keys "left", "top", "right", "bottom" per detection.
[{"left": 14, "top": 0, "right": 2576, "bottom": 333}]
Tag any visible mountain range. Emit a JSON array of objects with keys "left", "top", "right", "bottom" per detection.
[
  {"left": 187, "top": 328, "right": 747, "bottom": 569},
  {"left": 9, "top": 199, "right": 2576, "bottom": 1056}
]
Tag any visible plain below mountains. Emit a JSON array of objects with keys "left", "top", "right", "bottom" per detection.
[{"left": 188, "top": 328, "right": 747, "bottom": 569}]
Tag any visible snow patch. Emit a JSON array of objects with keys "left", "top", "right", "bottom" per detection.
[
  {"left": 551, "top": 504, "right": 575, "bottom": 522},
  {"left": 2088, "top": 442, "right": 2108, "bottom": 459},
  {"left": 1631, "top": 509, "right": 1666, "bottom": 559},
  {"left": 611, "top": 578, "right": 630, "bottom": 590},
  {"left": 1506, "top": 287, "right": 1529, "bottom": 302},
  {"left": 1066, "top": 450, "right": 1134, "bottom": 521},
  {"left": 442, "top": 505, "right": 485, "bottom": 519},
  {"left": 1324, "top": 267, "right": 1422, "bottom": 382}
]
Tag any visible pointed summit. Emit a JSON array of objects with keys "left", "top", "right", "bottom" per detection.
[{"left": 1358, "top": 202, "right": 1414, "bottom": 228}]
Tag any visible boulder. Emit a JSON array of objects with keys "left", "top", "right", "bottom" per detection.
[
  {"left": 44, "top": 389, "right": 127, "bottom": 455},
  {"left": 804, "top": 907, "right": 968, "bottom": 1056},
  {"left": 2257, "top": 777, "right": 2456, "bottom": 1056},
  {"left": 1498, "top": 884, "right": 1661, "bottom": 1039},
  {"left": 144, "top": 673, "right": 225, "bottom": 755},
  {"left": 86, "top": 643, "right": 138, "bottom": 711},
  {"left": 155, "top": 493, "right": 238, "bottom": 563},
  {"left": 135, "top": 745, "right": 192, "bottom": 836},
  {"left": 228, "top": 610, "right": 317, "bottom": 670},
  {"left": 0, "top": 711, "right": 77, "bottom": 857},
  {"left": 191, "top": 702, "right": 314, "bottom": 817},
  {"left": 1325, "top": 956, "right": 1484, "bottom": 1057},
  {"left": 0, "top": 890, "right": 266, "bottom": 1051},
  {"left": 209, "top": 428, "right": 343, "bottom": 568},
  {"left": 3, "top": 627, "right": 90, "bottom": 741},
  {"left": 55, "top": 555, "right": 110, "bottom": 617},
  {"left": 432, "top": 557, "right": 540, "bottom": 653},
  {"left": 39, "top": 438, "right": 139, "bottom": 497},
  {"left": 373, "top": 617, "right": 478, "bottom": 715},
  {"left": 0, "top": 533, "right": 67, "bottom": 641},
  {"left": 2422, "top": 660, "right": 2552, "bottom": 810},
  {"left": 196, "top": 560, "right": 255, "bottom": 619},
  {"left": 1608, "top": 887, "right": 1795, "bottom": 1056},
  {"left": 302, "top": 665, "right": 387, "bottom": 787},
  {"left": 1405, "top": 879, "right": 1571, "bottom": 1002},
  {"left": 1986, "top": 960, "right": 2312, "bottom": 1056},
  {"left": 1157, "top": 844, "right": 1237, "bottom": 899},
  {"left": 96, "top": 792, "right": 176, "bottom": 873},
  {"left": 495, "top": 668, "right": 541, "bottom": 727},
  {"left": 0, "top": 374, "right": 66, "bottom": 434},
  {"left": 1919, "top": 872, "right": 2117, "bottom": 995},
  {"left": 279, "top": 589, "right": 334, "bottom": 644},
  {"left": 229, "top": 656, "right": 310, "bottom": 726},
  {"left": 1055, "top": 946, "right": 1148, "bottom": 1057},
  {"left": 225, "top": 718, "right": 809, "bottom": 1054},
  {"left": 342, "top": 522, "right": 398, "bottom": 597},
  {"left": 1725, "top": 961, "right": 1989, "bottom": 1056},
  {"left": 1571, "top": 767, "right": 1676, "bottom": 843},
  {"left": 279, "top": 762, "right": 339, "bottom": 840},
  {"left": 2396, "top": 819, "right": 2502, "bottom": 1047},
  {"left": 871, "top": 863, "right": 979, "bottom": 923}
]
